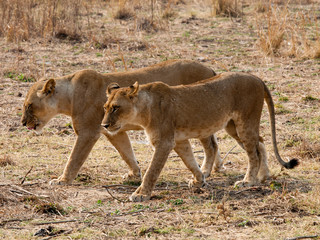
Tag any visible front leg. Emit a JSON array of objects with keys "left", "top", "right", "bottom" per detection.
[
  {"left": 130, "top": 141, "right": 174, "bottom": 202},
  {"left": 103, "top": 131, "right": 141, "bottom": 182},
  {"left": 174, "top": 140, "right": 205, "bottom": 188},
  {"left": 50, "top": 131, "right": 100, "bottom": 185}
]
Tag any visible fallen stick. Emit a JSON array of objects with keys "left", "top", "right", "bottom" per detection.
[
  {"left": 221, "top": 145, "right": 238, "bottom": 162},
  {"left": 0, "top": 218, "right": 33, "bottom": 226},
  {"left": 33, "top": 220, "right": 77, "bottom": 226},
  {"left": 104, "top": 186, "right": 128, "bottom": 203},
  {"left": 101, "top": 184, "right": 137, "bottom": 190},
  {"left": 21, "top": 166, "right": 33, "bottom": 185},
  {"left": 10, "top": 185, "right": 49, "bottom": 198},
  {"left": 41, "top": 229, "right": 73, "bottom": 240},
  {"left": 285, "top": 235, "right": 319, "bottom": 240}
]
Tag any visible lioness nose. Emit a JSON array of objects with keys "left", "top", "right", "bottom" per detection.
[{"left": 102, "top": 124, "right": 109, "bottom": 129}]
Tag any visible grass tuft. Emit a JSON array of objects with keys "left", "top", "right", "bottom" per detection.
[
  {"left": 35, "top": 202, "right": 65, "bottom": 215},
  {"left": 114, "top": 8, "right": 135, "bottom": 20},
  {"left": 211, "top": 0, "right": 242, "bottom": 18},
  {"left": 0, "top": 155, "right": 15, "bottom": 167}
]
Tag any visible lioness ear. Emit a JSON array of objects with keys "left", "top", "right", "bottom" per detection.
[
  {"left": 37, "top": 79, "right": 55, "bottom": 98},
  {"left": 129, "top": 81, "right": 139, "bottom": 98},
  {"left": 107, "top": 83, "right": 120, "bottom": 97}
]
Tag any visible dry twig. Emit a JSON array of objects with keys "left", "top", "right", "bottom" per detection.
[
  {"left": 285, "top": 235, "right": 319, "bottom": 240},
  {"left": 103, "top": 185, "right": 129, "bottom": 203},
  {"left": 20, "top": 166, "right": 33, "bottom": 185},
  {"left": 33, "top": 219, "right": 77, "bottom": 226}
]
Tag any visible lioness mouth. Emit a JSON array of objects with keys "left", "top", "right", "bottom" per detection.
[
  {"left": 28, "top": 124, "right": 39, "bottom": 130},
  {"left": 108, "top": 126, "right": 121, "bottom": 132}
]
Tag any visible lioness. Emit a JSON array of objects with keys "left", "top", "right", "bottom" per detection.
[
  {"left": 21, "top": 60, "right": 221, "bottom": 185},
  {"left": 102, "top": 72, "right": 299, "bottom": 202}
]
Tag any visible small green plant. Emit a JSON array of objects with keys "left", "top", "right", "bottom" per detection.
[
  {"left": 111, "top": 209, "right": 121, "bottom": 216},
  {"left": 169, "top": 198, "right": 184, "bottom": 205},
  {"left": 275, "top": 104, "right": 291, "bottom": 114},
  {"left": 96, "top": 52, "right": 103, "bottom": 57},
  {"left": 270, "top": 181, "right": 282, "bottom": 191},
  {"left": 4, "top": 72, "right": 35, "bottom": 82},
  {"left": 96, "top": 199, "right": 103, "bottom": 206},
  {"left": 303, "top": 95, "right": 318, "bottom": 102},
  {"left": 4, "top": 71, "right": 16, "bottom": 79},
  {"left": 123, "top": 180, "right": 140, "bottom": 186},
  {"left": 18, "top": 74, "right": 35, "bottom": 82},
  {"left": 279, "top": 96, "right": 289, "bottom": 102},
  {"left": 183, "top": 31, "right": 191, "bottom": 38}
]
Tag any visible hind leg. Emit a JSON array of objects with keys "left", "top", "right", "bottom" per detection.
[
  {"left": 225, "top": 120, "right": 245, "bottom": 149},
  {"left": 233, "top": 124, "right": 261, "bottom": 187},
  {"left": 199, "top": 135, "right": 222, "bottom": 178},
  {"left": 257, "top": 137, "right": 270, "bottom": 182},
  {"left": 226, "top": 121, "right": 269, "bottom": 184}
]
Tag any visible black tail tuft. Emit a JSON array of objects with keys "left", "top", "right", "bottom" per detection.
[{"left": 285, "top": 158, "right": 299, "bottom": 169}]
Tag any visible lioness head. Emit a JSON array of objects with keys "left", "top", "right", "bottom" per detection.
[
  {"left": 21, "top": 79, "right": 58, "bottom": 131},
  {"left": 102, "top": 82, "right": 140, "bottom": 134}
]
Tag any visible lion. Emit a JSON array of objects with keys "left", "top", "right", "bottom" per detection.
[
  {"left": 102, "top": 72, "right": 299, "bottom": 202},
  {"left": 21, "top": 60, "right": 222, "bottom": 185}
]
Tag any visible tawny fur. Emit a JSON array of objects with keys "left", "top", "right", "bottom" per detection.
[
  {"left": 21, "top": 60, "right": 221, "bottom": 185},
  {"left": 102, "top": 72, "right": 298, "bottom": 202}
]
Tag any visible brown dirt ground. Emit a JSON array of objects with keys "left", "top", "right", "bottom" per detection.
[{"left": 0, "top": 0, "right": 320, "bottom": 239}]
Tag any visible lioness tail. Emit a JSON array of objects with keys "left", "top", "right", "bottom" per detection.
[{"left": 263, "top": 82, "right": 299, "bottom": 169}]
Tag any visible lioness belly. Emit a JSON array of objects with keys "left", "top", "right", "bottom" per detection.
[{"left": 174, "top": 124, "right": 225, "bottom": 142}]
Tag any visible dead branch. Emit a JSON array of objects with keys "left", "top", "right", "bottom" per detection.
[
  {"left": 101, "top": 184, "right": 137, "bottom": 190},
  {"left": 20, "top": 166, "right": 33, "bottom": 185},
  {"left": 41, "top": 229, "right": 73, "bottom": 240},
  {"left": 285, "top": 235, "right": 319, "bottom": 240},
  {"left": 222, "top": 144, "right": 238, "bottom": 162},
  {"left": 0, "top": 218, "right": 33, "bottom": 226},
  {"left": 235, "top": 187, "right": 261, "bottom": 195},
  {"left": 32, "top": 220, "right": 77, "bottom": 225},
  {"left": 103, "top": 185, "right": 128, "bottom": 203},
  {"left": 10, "top": 185, "right": 49, "bottom": 198}
]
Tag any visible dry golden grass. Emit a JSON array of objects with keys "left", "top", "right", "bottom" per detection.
[
  {"left": 0, "top": 0, "right": 100, "bottom": 42},
  {"left": 257, "top": 4, "right": 288, "bottom": 56},
  {"left": 211, "top": 0, "right": 242, "bottom": 17},
  {"left": 256, "top": 0, "right": 320, "bottom": 59},
  {"left": 0, "top": 155, "right": 15, "bottom": 167}
]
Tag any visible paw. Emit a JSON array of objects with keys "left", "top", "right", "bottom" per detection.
[
  {"left": 49, "top": 176, "right": 71, "bottom": 186},
  {"left": 258, "top": 173, "right": 270, "bottom": 183},
  {"left": 188, "top": 178, "right": 206, "bottom": 188},
  {"left": 122, "top": 172, "right": 141, "bottom": 183},
  {"left": 213, "top": 164, "right": 226, "bottom": 173},
  {"left": 201, "top": 169, "right": 211, "bottom": 178},
  {"left": 234, "top": 180, "right": 256, "bottom": 188},
  {"left": 129, "top": 192, "right": 151, "bottom": 202}
]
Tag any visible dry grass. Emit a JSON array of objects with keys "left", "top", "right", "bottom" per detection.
[
  {"left": 0, "top": 0, "right": 99, "bottom": 42},
  {"left": 0, "top": 155, "right": 15, "bottom": 167},
  {"left": 211, "top": 0, "right": 242, "bottom": 17},
  {"left": 256, "top": 1, "right": 320, "bottom": 58},
  {"left": 257, "top": 4, "right": 288, "bottom": 56}
]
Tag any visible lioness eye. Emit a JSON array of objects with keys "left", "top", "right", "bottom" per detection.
[{"left": 111, "top": 106, "right": 119, "bottom": 113}]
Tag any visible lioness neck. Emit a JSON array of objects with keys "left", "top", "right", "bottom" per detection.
[
  {"left": 54, "top": 78, "right": 73, "bottom": 116},
  {"left": 134, "top": 90, "right": 153, "bottom": 127}
]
